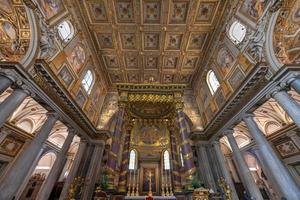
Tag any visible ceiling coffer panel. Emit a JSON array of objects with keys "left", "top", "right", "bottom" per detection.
[{"left": 83, "top": 0, "right": 225, "bottom": 86}]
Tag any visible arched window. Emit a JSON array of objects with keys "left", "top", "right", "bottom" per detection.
[
  {"left": 179, "top": 147, "right": 184, "bottom": 167},
  {"left": 163, "top": 150, "right": 171, "bottom": 170},
  {"left": 57, "top": 20, "right": 74, "bottom": 42},
  {"left": 129, "top": 149, "right": 137, "bottom": 170},
  {"left": 207, "top": 70, "right": 220, "bottom": 95},
  {"left": 81, "top": 70, "right": 94, "bottom": 94},
  {"left": 228, "top": 21, "right": 246, "bottom": 45}
]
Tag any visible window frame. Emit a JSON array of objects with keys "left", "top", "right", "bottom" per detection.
[
  {"left": 228, "top": 20, "right": 247, "bottom": 45},
  {"left": 57, "top": 20, "right": 75, "bottom": 43},
  {"left": 81, "top": 69, "right": 94, "bottom": 95},
  {"left": 128, "top": 149, "right": 137, "bottom": 170},
  {"left": 206, "top": 70, "right": 220, "bottom": 95},
  {"left": 163, "top": 150, "right": 171, "bottom": 170},
  {"left": 179, "top": 147, "right": 184, "bottom": 167}
]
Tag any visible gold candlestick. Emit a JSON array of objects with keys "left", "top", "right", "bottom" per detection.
[
  {"left": 127, "top": 183, "right": 131, "bottom": 196},
  {"left": 148, "top": 171, "right": 153, "bottom": 196},
  {"left": 131, "top": 183, "right": 135, "bottom": 196},
  {"left": 135, "top": 183, "right": 139, "bottom": 196}
]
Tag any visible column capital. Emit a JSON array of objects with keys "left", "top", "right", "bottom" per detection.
[
  {"left": 268, "top": 86, "right": 287, "bottom": 98},
  {"left": 242, "top": 113, "right": 254, "bottom": 121},
  {"left": 46, "top": 112, "right": 59, "bottom": 120},
  {"left": 67, "top": 126, "right": 77, "bottom": 135},
  {"left": 212, "top": 140, "right": 220, "bottom": 146},
  {"left": 286, "top": 130, "right": 299, "bottom": 138},
  {"left": 223, "top": 129, "right": 234, "bottom": 136}
]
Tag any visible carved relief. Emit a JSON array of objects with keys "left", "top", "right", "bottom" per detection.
[
  {"left": 187, "top": 33, "right": 207, "bottom": 50},
  {"left": 97, "top": 33, "right": 115, "bottom": 49},
  {"left": 0, "top": 0, "right": 30, "bottom": 62},
  {"left": 169, "top": 0, "right": 189, "bottom": 24},
  {"left": 143, "top": 0, "right": 161, "bottom": 24},
  {"left": 115, "top": 0, "right": 135, "bottom": 23},
  {"left": 273, "top": 0, "right": 300, "bottom": 64},
  {"left": 195, "top": 1, "right": 219, "bottom": 24}
]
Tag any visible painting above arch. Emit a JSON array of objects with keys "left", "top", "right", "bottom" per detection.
[{"left": 239, "top": 0, "right": 269, "bottom": 22}]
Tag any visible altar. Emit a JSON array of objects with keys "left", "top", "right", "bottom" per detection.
[{"left": 124, "top": 196, "right": 176, "bottom": 200}]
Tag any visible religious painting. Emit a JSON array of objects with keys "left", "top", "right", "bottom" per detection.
[
  {"left": 239, "top": 0, "right": 269, "bottom": 22},
  {"left": 92, "top": 88, "right": 101, "bottom": 106},
  {"left": 142, "top": 168, "right": 156, "bottom": 193},
  {"left": 37, "top": 0, "right": 64, "bottom": 20},
  {"left": 276, "top": 140, "right": 299, "bottom": 158},
  {"left": 216, "top": 46, "right": 235, "bottom": 77},
  {"left": 0, "top": 137, "right": 23, "bottom": 157},
  {"left": 228, "top": 66, "right": 245, "bottom": 90},
  {"left": 67, "top": 44, "right": 86, "bottom": 73},
  {"left": 238, "top": 53, "right": 253, "bottom": 73},
  {"left": 0, "top": 0, "right": 12, "bottom": 13},
  {"left": 57, "top": 64, "right": 74, "bottom": 88},
  {"left": 215, "top": 90, "right": 226, "bottom": 109},
  {"left": 75, "top": 89, "right": 87, "bottom": 108}
]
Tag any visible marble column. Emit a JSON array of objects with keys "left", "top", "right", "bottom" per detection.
[
  {"left": 225, "top": 156, "right": 240, "bottom": 183},
  {"left": 0, "top": 88, "right": 29, "bottom": 127},
  {"left": 107, "top": 108, "right": 125, "bottom": 190},
  {"left": 196, "top": 142, "right": 217, "bottom": 191},
  {"left": 212, "top": 141, "right": 239, "bottom": 200},
  {"left": 176, "top": 109, "right": 196, "bottom": 190},
  {"left": 0, "top": 112, "right": 58, "bottom": 200},
  {"left": 243, "top": 114, "right": 300, "bottom": 199},
  {"left": 272, "top": 89, "right": 300, "bottom": 128},
  {"left": 225, "top": 130, "right": 263, "bottom": 200},
  {"left": 169, "top": 126, "right": 182, "bottom": 193},
  {"left": 0, "top": 75, "right": 13, "bottom": 95},
  {"left": 37, "top": 129, "right": 75, "bottom": 200},
  {"left": 81, "top": 142, "right": 105, "bottom": 200},
  {"left": 118, "top": 124, "right": 132, "bottom": 193},
  {"left": 59, "top": 139, "right": 87, "bottom": 200},
  {"left": 289, "top": 78, "right": 300, "bottom": 94}
]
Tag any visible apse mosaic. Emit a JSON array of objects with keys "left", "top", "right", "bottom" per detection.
[
  {"left": 81, "top": 0, "right": 226, "bottom": 85},
  {"left": 0, "top": 0, "right": 31, "bottom": 62}
]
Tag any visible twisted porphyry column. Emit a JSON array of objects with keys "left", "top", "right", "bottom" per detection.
[
  {"left": 118, "top": 123, "right": 132, "bottom": 193},
  {"left": 176, "top": 109, "right": 196, "bottom": 190},
  {"left": 106, "top": 107, "right": 125, "bottom": 190},
  {"left": 169, "top": 126, "right": 182, "bottom": 193}
]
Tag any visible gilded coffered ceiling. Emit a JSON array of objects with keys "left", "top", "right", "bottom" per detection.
[{"left": 79, "top": 0, "right": 227, "bottom": 87}]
